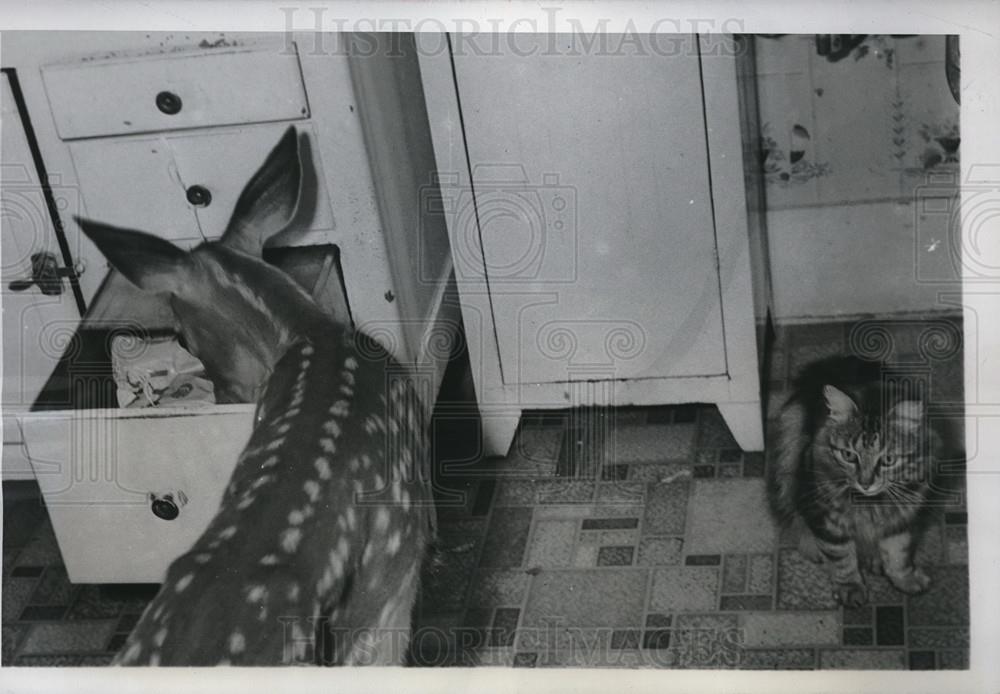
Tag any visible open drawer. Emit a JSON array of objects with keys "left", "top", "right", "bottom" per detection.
[
  {"left": 13, "top": 245, "right": 351, "bottom": 584},
  {"left": 15, "top": 404, "right": 253, "bottom": 583}
]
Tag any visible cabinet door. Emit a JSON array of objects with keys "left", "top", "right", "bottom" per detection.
[
  {"left": 451, "top": 34, "right": 727, "bottom": 385},
  {"left": 2, "top": 73, "right": 82, "bottom": 476}
]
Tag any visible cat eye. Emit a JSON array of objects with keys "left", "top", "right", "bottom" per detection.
[
  {"left": 837, "top": 449, "right": 858, "bottom": 464},
  {"left": 882, "top": 453, "right": 901, "bottom": 467}
]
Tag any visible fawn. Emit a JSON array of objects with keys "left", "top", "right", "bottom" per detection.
[{"left": 77, "top": 127, "right": 435, "bottom": 665}]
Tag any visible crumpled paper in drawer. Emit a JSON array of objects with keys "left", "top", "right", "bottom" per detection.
[{"left": 111, "top": 334, "right": 216, "bottom": 408}]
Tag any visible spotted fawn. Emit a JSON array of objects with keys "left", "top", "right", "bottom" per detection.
[{"left": 78, "top": 127, "right": 435, "bottom": 665}]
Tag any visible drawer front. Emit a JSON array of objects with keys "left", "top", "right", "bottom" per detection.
[
  {"left": 18, "top": 406, "right": 253, "bottom": 583},
  {"left": 69, "top": 122, "right": 335, "bottom": 245},
  {"left": 42, "top": 43, "right": 309, "bottom": 140}
]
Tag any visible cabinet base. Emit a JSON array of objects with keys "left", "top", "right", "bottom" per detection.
[{"left": 716, "top": 402, "right": 765, "bottom": 451}]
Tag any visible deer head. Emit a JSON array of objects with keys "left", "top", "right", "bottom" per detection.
[{"left": 76, "top": 127, "right": 331, "bottom": 403}]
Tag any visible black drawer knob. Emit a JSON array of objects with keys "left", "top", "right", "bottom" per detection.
[
  {"left": 185, "top": 185, "right": 212, "bottom": 207},
  {"left": 151, "top": 494, "right": 180, "bottom": 521},
  {"left": 155, "top": 91, "right": 183, "bottom": 115}
]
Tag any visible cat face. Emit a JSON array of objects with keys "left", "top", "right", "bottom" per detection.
[{"left": 822, "top": 385, "right": 925, "bottom": 497}]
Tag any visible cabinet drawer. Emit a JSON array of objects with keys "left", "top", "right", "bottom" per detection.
[
  {"left": 16, "top": 405, "right": 254, "bottom": 583},
  {"left": 42, "top": 43, "right": 309, "bottom": 140},
  {"left": 68, "top": 122, "right": 335, "bottom": 245}
]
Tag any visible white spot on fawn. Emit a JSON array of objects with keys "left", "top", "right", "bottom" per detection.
[
  {"left": 154, "top": 628, "right": 168, "bottom": 648},
  {"left": 301, "top": 344, "right": 314, "bottom": 356},
  {"left": 401, "top": 489, "right": 411, "bottom": 511},
  {"left": 194, "top": 553, "right": 212, "bottom": 564},
  {"left": 350, "top": 457, "right": 361, "bottom": 472},
  {"left": 266, "top": 438, "right": 285, "bottom": 451},
  {"left": 329, "top": 400, "right": 350, "bottom": 417},
  {"left": 374, "top": 473, "right": 385, "bottom": 490},
  {"left": 340, "top": 385, "right": 354, "bottom": 396},
  {"left": 346, "top": 507, "right": 357, "bottom": 529},
  {"left": 300, "top": 359, "right": 311, "bottom": 370},
  {"left": 237, "top": 495, "right": 255, "bottom": 510},
  {"left": 314, "top": 457, "right": 332, "bottom": 480},
  {"left": 303, "top": 480, "right": 320, "bottom": 502},
  {"left": 219, "top": 525, "right": 238, "bottom": 540},
  {"left": 287, "top": 583, "right": 300, "bottom": 602},
  {"left": 386, "top": 531, "right": 402, "bottom": 556},
  {"left": 276, "top": 422, "right": 291, "bottom": 435},
  {"left": 322, "top": 420, "right": 341, "bottom": 437},
  {"left": 379, "top": 600, "right": 397, "bottom": 627},
  {"left": 288, "top": 509, "right": 305, "bottom": 526},
  {"left": 149, "top": 652, "right": 161, "bottom": 666},
  {"left": 342, "top": 370, "right": 356, "bottom": 386},
  {"left": 317, "top": 566, "right": 335, "bottom": 594},
  {"left": 261, "top": 455, "right": 279, "bottom": 469},
  {"left": 375, "top": 508, "right": 390, "bottom": 532},
  {"left": 259, "top": 554, "right": 279, "bottom": 566},
  {"left": 362, "top": 543, "right": 374, "bottom": 566},
  {"left": 344, "top": 356, "right": 358, "bottom": 370},
  {"left": 247, "top": 585, "right": 268, "bottom": 603},
  {"left": 229, "top": 630, "right": 246, "bottom": 655},
  {"left": 251, "top": 475, "right": 274, "bottom": 491},
  {"left": 361, "top": 455, "right": 372, "bottom": 469},
  {"left": 329, "top": 553, "right": 344, "bottom": 579},
  {"left": 175, "top": 573, "right": 194, "bottom": 593},
  {"left": 284, "top": 407, "right": 301, "bottom": 419},
  {"left": 123, "top": 642, "right": 142, "bottom": 662},
  {"left": 320, "top": 437, "right": 337, "bottom": 453},
  {"left": 281, "top": 527, "right": 302, "bottom": 553}
]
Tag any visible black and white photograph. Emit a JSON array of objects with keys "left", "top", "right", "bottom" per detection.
[{"left": 0, "top": 2, "right": 997, "bottom": 692}]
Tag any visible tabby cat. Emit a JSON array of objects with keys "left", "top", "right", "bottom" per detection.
[{"left": 769, "top": 356, "right": 941, "bottom": 606}]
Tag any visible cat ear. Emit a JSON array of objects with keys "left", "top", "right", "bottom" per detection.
[
  {"left": 823, "top": 385, "right": 858, "bottom": 424},
  {"left": 889, "top": 400, "right": 924, "bottom": 430}
]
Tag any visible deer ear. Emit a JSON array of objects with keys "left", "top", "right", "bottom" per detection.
[
  {"left": 220, "top": 126, "right": 302, "bottom": 257},
  {"left": 76, "top": 218, "right": 189, "bottom": 295},
  {"left": 823, "top": 385, "right": 858, "bottom": 425}
]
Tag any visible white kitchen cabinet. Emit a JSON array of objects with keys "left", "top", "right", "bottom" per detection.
[
  {"left": 418, "top": 34, "right": 771, "bottom": 456},
  {"left": 1, "top": 72, "right": 83, "bottom": 480},
  {"left": 1, "top": 32, "right": 458, "bottom": 581}
]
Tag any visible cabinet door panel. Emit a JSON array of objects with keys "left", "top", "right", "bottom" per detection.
[
  {"left": 452, "top": 34, "right": 727, "bottom": 384},
  {"left": 1, "top": 74, "right": 81, "bottom": 427}
]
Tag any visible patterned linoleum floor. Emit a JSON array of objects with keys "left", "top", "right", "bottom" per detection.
[{"left": 2, "top": 317, "right": 968, "bottom": 668}]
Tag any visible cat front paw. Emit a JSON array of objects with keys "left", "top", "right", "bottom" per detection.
[
  {"left": 833, "top": 581, "right": 868, "bottom": 607},
  {"left": 797, "top": 529, "right": 824, "bottom": 564},
  {"left": 888, "top": 566, "right": 932, "bottom": 595}
]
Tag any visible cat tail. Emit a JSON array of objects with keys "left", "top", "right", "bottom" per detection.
[{"left": 767, "top": 396, "right": 810, "bottom": 526}]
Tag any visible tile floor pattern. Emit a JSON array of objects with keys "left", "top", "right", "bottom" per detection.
[{"left": 2, "top": 317, "right": 968, "bottom": 668}]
